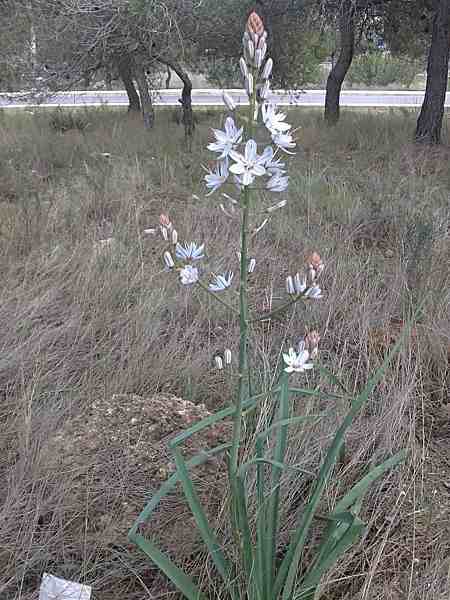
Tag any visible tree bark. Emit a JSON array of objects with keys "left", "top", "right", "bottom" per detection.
[
  {"left": 158, "top": 57, "right": 194, "bottom": 146},
  {"left": 415, "top": 0, "right": 450, "bottom": 144},
  {"left": 133, "top": 59, "right": 154, "bottom": 128},
  {"left": 117, "top": 56, "right": 141, "bottom": 113},
  {"left": 324, "top": 0, "right": 355, "bottom": 125}
]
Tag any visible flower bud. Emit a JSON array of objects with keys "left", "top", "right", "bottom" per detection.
[
  {"left": 239, "top": 57, "right": 249, "bottom": 80},
  {"left": 254, "top": 48, "right": 263, "bottom": 69},
  {"left": 306, "top": 252, "right": 324, "bottom": 282},
  {"left": 252, "top": 32, "right": 260, "bottom": 48},
  {"left": 247, "top": 11, "right": 265, "bottom": 36},
  {"left": 222, "top": 91, "right": 236, "bottom": 111},
  {"left": 257, "top": 35, "right": 267, "bottom": 50},
  {"left": 259, "top": 80, "right": 270, "bottom": 100},
  {"left": 224, "top": 349, "right": 232, "bottom": 365},
  {"left": 262, "top": 58, "right": 273, "bottom": 80},
  {"left": 159, "top": 213, "right": 171, "bottom": 228},
  {"left": 286, "top": 275, "right": 295, "bottom": 295},
  {"left": 305, "top": 330, "right": 321, "bottom": 359},
  {"left": 163, "top": 251, "right": 174, "bottom": 269},
  {"left": 245, "top": 73, "right": 254, "bottom": 97},
  {"left": 171, "top": 229, "right": 178, "bottom": 245},
  {"left": 246, "top": 39, "right": 255, "bottom": 61},
  {"left": 248, "top": 258, "right": 256, "bottom": 273},
  {"left": 294, "top": 272, "right": 307, "bottom": 294},
  {"left": 214, "top": 355, "right": 224, "bottom": 370},
  {"left": 160, "top": 226, "right": 169, "bottom": 241}
]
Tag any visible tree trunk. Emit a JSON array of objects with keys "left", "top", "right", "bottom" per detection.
[
  {"left": 415, "top": 0, "right": 450, "bottom": 144},
  {"left": 158, "top": 58, "right": 194, "bottom": 146},
  {"left": 324, "top": 0, "right": 355, "bottom": 125},
  {"left": 117, "top": 56, "right": 141, "bottom": 113},
  {"left": 165, "top": 66, "right": 172, "bottom": 89},
  {"left": 133, "top": 59, "right": 154, "bottom": 128}
]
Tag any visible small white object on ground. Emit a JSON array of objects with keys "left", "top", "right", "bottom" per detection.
[{"left": 39, "top": 573, "right": 92, "bottom": 600}]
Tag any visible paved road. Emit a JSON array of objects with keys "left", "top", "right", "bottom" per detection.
[{"left": 1, "top": 88, "right": 449, "bottom": 109}]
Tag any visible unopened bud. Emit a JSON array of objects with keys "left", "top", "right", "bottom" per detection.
[
  {"left": 214, "top": 355, "right": 224, "bottom": 370},
  {"left": 267, "top": 199, "right": 287, "bottom": 213},
  {"left": 305, "top": 330, "right": 321, "bottom": 358},
  {"left": 306, "top": 252, "right": 324, "bottom": 282},
  {"left": 159, "top": 213, "right": 171, "bottom": 228},
  {"left": 286, "top": 275, "right": 295, "bottom": 295},
  {"left": 254, "top": 48, "right": 263, "bottom": 69},
  {"left": 245, "top": 73, "right": 254, "bottom": 97},
  {"left": 160, "top": 226, "right": 169, "bottom": 241},
  {"left": 259, "top": 80, "right": 270, "bottom": 100},
  {"left": 252, "top": 32, "right": 260, "bottom": 48},
  {"left": 262, "top": 57, "right": 273, "bottom": 80},
  {"left": 247, "top": 11, "right": 265, "bottom": 36},
  {"left": 294, "top": 272, "right": 307, "bottom": 294},
  {"left": 248, "top": 258, "right": 256, "bottom": 273},
  {"left": 171, "top": 229, "right": 178, "bottom": 245},
  {"left": 239, "top": 57, "right": 249, "bottom": 80},
  {"left": 163, "top": 251, "right": 174, "bottom": 269},
  {"left": 222, "top": 91, "right": 236, "bottom": 111},
  {"left": 246, "top": 39, "right": 255, "bottom": 61},
  {"left": 224, "top": 349, "right": 232, "bottom": 365}
]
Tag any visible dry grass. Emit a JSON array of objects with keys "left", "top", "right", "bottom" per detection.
[{"left": 0, "top": 107, "right": 449, "bottom": 599}]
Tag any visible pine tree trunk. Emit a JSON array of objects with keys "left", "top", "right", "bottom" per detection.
[
  {"left": 117, "top": 56, "right": 141, "bottom": 113},
  {"left": 324, "top": 0, "right": 355, "bottom": 125},
  {"left": 134, "top": 60, "right": 154, "bottom": 129},
  {"left": 415, "top": 0, "right": 450, "bottom": 144}
]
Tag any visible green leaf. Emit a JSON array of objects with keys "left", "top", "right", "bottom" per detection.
[
  {"left": 334, "top": 450, "right": 406, "bottom": 514},
  {"left": 131, "top": 533, "right": 205, "bottom": 600},
  {"left": 265, "top": 372, "right": 290, "bottom": 597},
  {"left": 295, "top": 517, "right": 365, "bottom": 600},
  {"left": 234, "top": 475, "right": 256, "bottom": 595},
  {"left": 173, "top": 446, "right": 234, "bottom": 588}
]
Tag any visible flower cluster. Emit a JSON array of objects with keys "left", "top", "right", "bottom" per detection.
[
  {"left": 283, "top": 331, "right": 320, "bottom": 373},
  {"left": 203, "top": 13, "right": 295, "bottom": 197},
  {"left": 158, "top": 214, "right": 234, "bottom": 293},
  {"left": 285, "top": 252, "right": 324, "bottom": 300}
]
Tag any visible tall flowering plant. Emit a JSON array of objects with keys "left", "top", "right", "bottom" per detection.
[{"left": 129, "top": 12, "right": 405, "bottom": 600}]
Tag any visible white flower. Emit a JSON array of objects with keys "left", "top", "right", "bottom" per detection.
[
  {"left": 209, "top": 271, "right": 234, "bottom": 292},
  {"left": 229, "top": 140, "right": 268, "bottom": 186},
  {"left": 254, "top": 48, "right": 264, "bottom": 68},
  {"left": 163, "top": 251, "right": 174, "bottom": 269},
  {"left": 248, "top": 258, "right": 256, "bottom": 273},
  {"left": 214, "top": 355, "right": 224, "bottom": 370},
  {"left": 176, "top": 241, "right": 205, "bottom": 262},
  {"left": 180, "top": 265, "right": 199, "bottom": 285},
  {"left": 304, "top": 285, "right": 323, "bottom": 299},
  {"left": 262, "top": 58, "right": 273, "bottom": 80},
  {"left": 205, "top": 159, "right": 229, "bottom": 195},
  {"left": 171, "top": 229, "right": 178, "bottom": 245},
  {"left": 267, "top": 173, "right": 289, "bottom": 192},
  {"left": 272, "top": 131, "right": 296, "bottom": 153},
  {"left": 223, "top": 92, "right": 236, "bottom": 111},
  {"left": 283, "top": 347, "right": 314, "bottom": 374},
  {"left": 208, "top": 117, "right": 243, "bottom": 159},
  {"left": 262, "top": 103, "right": 291, "bottom": 135}
]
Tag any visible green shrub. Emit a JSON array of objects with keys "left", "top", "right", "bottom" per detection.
[{"left": 348, "top": 52, "right": 421, "bottom": 88}]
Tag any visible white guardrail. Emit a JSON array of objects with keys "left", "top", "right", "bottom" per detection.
[{"left": 1, "top": 88, "right": 450, "bottom": 109}]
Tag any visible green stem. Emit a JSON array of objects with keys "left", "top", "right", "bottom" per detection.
[
  {"left": 230, "top": 187, "right": 250, "bottom": 476},
  {"left": 229, "top": 65, "right": 257, "bottom": 478}
]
